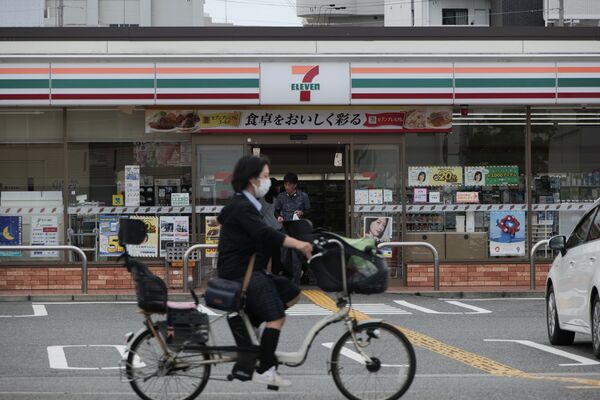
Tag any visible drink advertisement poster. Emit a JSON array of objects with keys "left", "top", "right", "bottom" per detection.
[
  {"left": 205, "top": 216, "right": 221, "bottom": 258},
  {"left": 408, "top": 167, "right": 463, "bottom": 187},
  {"left": 489, "top": 211, "right": 526, "bottom": 257},
  {"left": 160, "top": 216, "right": 189, "bottom": 257},
  {"left": 128, "top": 216, "right": 159, "bottom": 258},
  {"left": 30, "top": 216, "right": 59, "bottom": 257},
  {"left": 465, "top": 166, "right": 519, "bottom": 186},
  {"left": 99, "top": 215, "right": 125, "bottom": 257},
  {"left": 0, "top": 216, "right": 22, "bottom": 257}
]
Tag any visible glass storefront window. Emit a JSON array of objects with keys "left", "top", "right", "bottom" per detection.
[
  {"left": 532, "top": 107, "right": 600, "bottom": 257},
  {"left": 405, "top": 107, "right": 527, "bottom": 261},
  {"left": 0, "top": 109, "right": 63, "bottom": 143},
  {"left": 196, "top": 145, "right": 244, "bottom": 207}
]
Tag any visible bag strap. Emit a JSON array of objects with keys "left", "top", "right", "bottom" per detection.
[{"left": 240, "top": 253, "right": 256, "bottom": 299}]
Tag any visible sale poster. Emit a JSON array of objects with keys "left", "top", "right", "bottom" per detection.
[
  {"left": 205, "top": 216, "right": 221, "bottom": 258},
  {"left": 160, "top": 216, "right": 189, "bottom": 257},
  {"left": 99, "top": 215, "right": 125, "bottom": 257},
  {"left": 489, "top": 211, "right": 526, "bottom": 257},
  {"left": 0, "top": 216, "right": 22, "bottom": 257},
  {"left": 128, "top": 216, "right": 159, "bottom": 258},
  {"left": 30, "top": 216, "right": 59, "bottom": 257}
]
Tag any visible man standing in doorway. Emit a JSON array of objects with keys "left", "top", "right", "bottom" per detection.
[{"left": 275, "top": 173, "right": 311, "bottom": 285}]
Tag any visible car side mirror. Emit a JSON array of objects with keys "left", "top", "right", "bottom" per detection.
[{"left": 549, "top": 235, "right": 567, "bottom": 256}]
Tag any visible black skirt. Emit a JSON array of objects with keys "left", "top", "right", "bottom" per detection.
[{"left": 244, "top": 271, "right": 300, "bottom": 326}]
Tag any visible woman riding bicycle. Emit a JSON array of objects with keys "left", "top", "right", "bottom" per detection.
[{"left": 216, "top": 155, "right": 313, "bottom": 387}]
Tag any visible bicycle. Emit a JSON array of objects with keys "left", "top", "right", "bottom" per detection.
[{"left": 118, "top": 219, "right": 416, "bottom": 400}]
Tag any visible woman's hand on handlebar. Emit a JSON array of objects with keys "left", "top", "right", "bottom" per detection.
[{"left": 295, "top": 241, "right": 313, "bottom": 260}]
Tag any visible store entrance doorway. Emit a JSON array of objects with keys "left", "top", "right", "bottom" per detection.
[{"left": 252, "top": 144, "right": 348, "bottom": 235}]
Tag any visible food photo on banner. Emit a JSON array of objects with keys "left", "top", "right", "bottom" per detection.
[
  {"left": 204, "top": 216, "right": 221, "bottom": 258},
  {"left": 489, "top": 211, "right": 526, "bottom": 257},
  {"left": 127, "top": 216, "right": 159, "bottom": 258},
  {"left": 0, "top": 216, "right": 22, "bottom": 257}
]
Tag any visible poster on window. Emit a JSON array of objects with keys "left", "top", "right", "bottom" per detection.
[
  {"left": 99, "top": 215, "right": 125, "bottom": 257},
  {"left": 363, "top": 216, "right": 393, "bottom": 242},
  {"left": 489, "top": 211, "right": 526, "bottom": 257},
  {"left": 160, "top": 216, "right": 189, "bottom": 257},
  {"left": 127, "top": 216, "right": 159, "bottom": 258},
  {"left": 0, "top": 216, "right": 22, "bottom": 257},
  {"left": 30, "top": 216, "right": 59, "bottom": 257},
  {"left": 205, "top": 216, "right": 221, "bottom": 258},
  {"left": 125, "top": 165, "right": 140, "bottom": 207},
  {"left": 465, "top": 166, "right": 519, "bottom": 186},
  {"left": 408, "top": 167, "right": 463, "bottom": 187}
]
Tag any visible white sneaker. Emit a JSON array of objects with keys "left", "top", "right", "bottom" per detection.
[{"left": 252, "top": 366, "right": 291, "bottom": 387}]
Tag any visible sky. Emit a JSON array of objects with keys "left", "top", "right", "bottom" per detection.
[{"left": 205, "top": 0, "right": 303, "bottom": 26}]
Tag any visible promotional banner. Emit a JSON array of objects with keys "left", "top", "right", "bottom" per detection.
[
  {"left": 99, "top": 215, "right": 125, "bottom": 257},
  {"left": 160, "top": 216, "right": 189, "bottom": 257},
  {"left": 145, "top": 107, "right": 452, "bottom": 134},
  {"left": 133, "top": 142, "right": 192, "bottom": 168},
  {"left": 205, "top": 216, "right": 221, "bottom": 258},
  {"left": 465, "top": 166, "right": 519, "bottom": 186},
  {"left": 408, "top": 166, "right": 463, "bottom": 187},
  {"left": 30, "top": 216, "right": 59, "bottom": 257},
  {"left": 489, "top": 211, "right": 526, "bottom": 257},
  {"left": 128, "top": 216, "right": 159, "bottom": 258},
  {"left": 0, "top": 216, "right": 22, "bottom": 257},
  {"left": 125, "top": 165, "right": 140, "bottom": 207}
]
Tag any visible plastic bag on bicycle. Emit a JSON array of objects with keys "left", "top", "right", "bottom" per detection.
[{"left": 305, "top": 231, "right": 389, "bottom": 294}]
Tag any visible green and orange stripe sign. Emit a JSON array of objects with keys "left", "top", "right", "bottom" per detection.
[
  {"left": 0, "top": 64, "right": 50, "bottom": 105},
  {"left": 156, "top": 63, "right": 259, "bottom": 104}
]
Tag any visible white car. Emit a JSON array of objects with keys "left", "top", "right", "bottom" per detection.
[{"left": 546, "top": 199, "right": 600, "bottom": 358}]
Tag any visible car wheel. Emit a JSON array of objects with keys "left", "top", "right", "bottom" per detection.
[
  {"left": 547, "top": 287, "right": 575, "bottom": 345},
  {"left": 592, "top": 294, "right": 600, "bottom": 359}
]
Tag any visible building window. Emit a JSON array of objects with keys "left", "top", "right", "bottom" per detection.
[{"left": 442, "top": 9, "right": 469, "bottom": 25}]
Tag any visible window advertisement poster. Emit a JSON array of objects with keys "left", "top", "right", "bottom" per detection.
[
  {"left": 368, "top": 189, "right": 383, "bottom": 205},
  {"left": 408, "top": 167, "right": 463, "bottom": 187},
  {"left": 0, "top": 216, "right": 22, "bottom": 257},
  {"left": 127, "top": 216, "right": 158, "bottom": 258},
  {"left": 30, "top": 216, "right": 59, "bottom": 257},
  {"left": 413, "top": 188, "right": 428, "bottom": 203},
  {"left": 160, "top": 216, "right": 189, "bottom": 257},
  {"left": 489, "top": 211, "right": 526, "bottom": 257},
  {"left": 456, "top": 192, "right": 480, "bottom": 204},
  {"left": 429, "top": 191, "right": 441, "bottom": 203},
  {"left": 99, "top": 215, "right": 125, "bottom": 257},
  {"left": 465, "top": 166, "right": 519, "bottom": 186},
  {"left": 133, "top": 142, "right": 191, "bottom": 168},
  {"left": 354, "top": 189, "right": 369, "bottom": 205},
  {"left": 125, "top": 165, "right": 140, "bottom": 207},
  {"left": 171, "top": 193, "right": 190, "bottom": 207},
  {"left": 363, "top": 216, "right": 393, "bottom": 242},
  {"left": 205, "top": 216, "right": 221, "bottom": 258}
]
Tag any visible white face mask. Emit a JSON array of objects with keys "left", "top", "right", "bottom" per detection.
[{"left": 252, "top": 178, "right": 271, "bottom": 198}]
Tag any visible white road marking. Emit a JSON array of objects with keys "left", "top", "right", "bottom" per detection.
[
  {"left": 0, "top": 304, "right": 47, "bottom": 318},
  {"left": 321, "top": 342, "right": 409, "bottom": 367},
  {"left": 352, "top": 304, "right": 411, "bottom": 315},
  {"left": 287, "top": 304, "right": 332, "bottom": 316},
  {"left": 47, "top": 345, "right": 127, "bottom": 370},
  {"left": 444, "top": 301, "right": 492, "bottom": 314},
  {"left": 394, "top": 300, "right": 462, "bottom": 314},
  {"left": 484, "top": 339, "right": 600, "bottom": 367},
  {"left": 438, "top": 298, "right": 544, "bottom": 301}
]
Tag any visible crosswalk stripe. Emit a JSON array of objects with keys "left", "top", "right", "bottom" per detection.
[{"left": 352, "top": 304, "right": 411, "bottom": 315}]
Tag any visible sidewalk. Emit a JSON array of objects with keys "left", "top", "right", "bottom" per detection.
[{"left": 0, "top": 285, "right": 545, "bottom": 302}]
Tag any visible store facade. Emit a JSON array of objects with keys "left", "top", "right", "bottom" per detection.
[{"left": 1, "top": 28, "right": 600, "bottom": 290}]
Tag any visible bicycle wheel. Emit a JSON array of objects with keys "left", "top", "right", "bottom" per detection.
[
  {"left": 125, "top": 329, "right": 211, "bottom": 400},
  {"left": 331, "top": 321, "right": 416, "bottom": 400}
]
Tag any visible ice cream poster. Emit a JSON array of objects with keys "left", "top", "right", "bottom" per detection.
[
  {"left": 489, "top": 211, "right": 526, "bottom": 257},
  {"left": 0, "top": 216, "right": 22, "bottom": 257}
]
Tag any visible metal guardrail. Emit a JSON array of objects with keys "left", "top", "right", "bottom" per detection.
[
  {"left": 182, "top": 244, "right": 218, "bottom": 292},
  {"left": 378, "top": 241, "right": 440, "bottom": 291},
  {"left": 530, "top": 239, "right": 550, "bottom": 290},
  {"left": 0, "top": 245, "right": 88, "bottom": 294}
]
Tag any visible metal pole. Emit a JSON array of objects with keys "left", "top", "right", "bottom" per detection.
[
  {"left": 558, "top": 0, "right": 564, "bottom": 27},
  {"left": 182, "top": 243, "right": 218, "bottom": 291},
  {"left": 0, "top": 245, "right": 88, "bottom": 293},
  {"left": 530, "top": 239, "right": 549, "bottom": 290},
  {"left": 327, "top": 239, "right": 348, "bottom": 297},
  {"left": 378, "top": 242, "right": 440, "bottom": 290}
]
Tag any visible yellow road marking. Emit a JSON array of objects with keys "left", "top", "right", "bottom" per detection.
[{"left": 302, "top": 289, "right": 600, "bottom": 388}]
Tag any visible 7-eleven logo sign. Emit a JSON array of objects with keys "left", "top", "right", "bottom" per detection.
[{"left": 291, "top": 65, "right": 320, "bottom": 102}]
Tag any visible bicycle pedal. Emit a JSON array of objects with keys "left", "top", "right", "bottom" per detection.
[{"left": 267, "top": 385, "right": 279, "bottom": 391}]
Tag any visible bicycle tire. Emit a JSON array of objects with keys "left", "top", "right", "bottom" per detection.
[
  {"left": 330, "top": 321, "right": 416, "bottom": 400},
  {"left": 125, "top": 329, "right": 211, "bottom": 400}
]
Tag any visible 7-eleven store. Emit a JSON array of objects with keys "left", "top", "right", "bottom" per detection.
[{"left": 1, "top": 27, "right": 600, "bottom": 292}]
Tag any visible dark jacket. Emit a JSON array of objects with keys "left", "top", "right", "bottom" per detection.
[{"left": 217, "top": 193, "right": 286, "bottom": 280}]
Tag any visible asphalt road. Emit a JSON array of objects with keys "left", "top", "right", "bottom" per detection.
[{"left": 1, "top": 292, "right": 600, "bottom": 399}]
